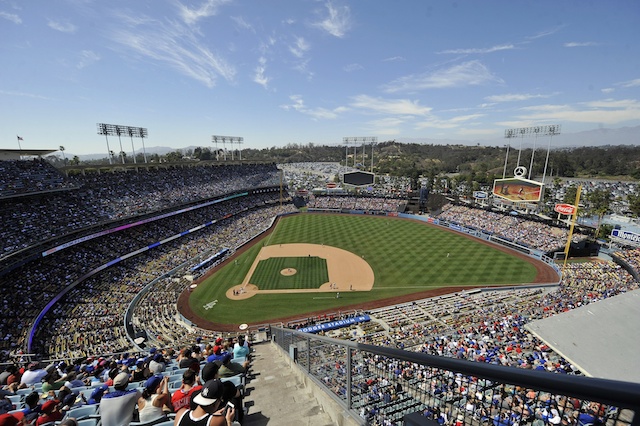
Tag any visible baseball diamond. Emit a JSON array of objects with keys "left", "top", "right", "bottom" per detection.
[{"left": 180, "top": 213, "right": 557, "bottom": 329}]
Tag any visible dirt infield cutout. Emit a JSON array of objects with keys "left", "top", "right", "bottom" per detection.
[{"left": 227, "top": 243, "right": 374, "bottom": 300}]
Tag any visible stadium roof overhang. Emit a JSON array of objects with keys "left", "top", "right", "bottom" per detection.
[
  {"left": 525, "top": 288, "right": 640, "bottom": 383},
  {"left": 0, "top": 149, "right": 57, "bottom": 160}
]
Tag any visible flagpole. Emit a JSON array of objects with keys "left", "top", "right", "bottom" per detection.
[{"left": 16, "top": 135, "right": 22, "bottom": 150}]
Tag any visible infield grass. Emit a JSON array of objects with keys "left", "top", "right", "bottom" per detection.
[
  {"left": 251, "top": 256, "right": 328, "bottom": 290},
  {"left": 189, "top": 213, "right": 539, "bottom": 324}
]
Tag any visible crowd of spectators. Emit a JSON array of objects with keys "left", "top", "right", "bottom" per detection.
[
  {"left": 0, "top": 159, "right": 76, "bottom": 198},
  {"left": 0, "top": 162, "right": 280, "bottom": 258},
  {"left": 612, "top": 247, "right": 640, "bottom": 275},
  {"left": 307, "top": 195, "right": 404, "bottom": 212},
  {"left": 0, "top": 335, "right": 249, "bottom": 426},
  {"left": 36, "top": 204, "right": 293, "bottom": 359},
  {"left": 436, "top": 205, "right": 582, "bottom": 253},
  {"left": 0, "top": 187, "right": 293, "bottom": 359},
  {"left": 0, "top": 165, "right": 290, "bottom": 360}
]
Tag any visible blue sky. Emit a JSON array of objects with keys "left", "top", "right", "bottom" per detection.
[{"left": 1, "top": 0, "right": 639, "bottom": 155}]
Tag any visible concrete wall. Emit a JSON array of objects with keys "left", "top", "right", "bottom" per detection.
[{"left": 271, "top": 341, "right": 365, "bottom": 426}]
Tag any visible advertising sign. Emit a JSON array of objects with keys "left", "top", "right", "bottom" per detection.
[
  {"left": 611, "top": 229, "right": 640, "bottom": 244},
  {"left": 492, "top": 177, "right": 543, "bottom": 202},
  {"left": 473, "top": 191, "right": 488, "bottom": 199},
  {"left": 554, "top": 203, "right": 577, "bottom": 215}
]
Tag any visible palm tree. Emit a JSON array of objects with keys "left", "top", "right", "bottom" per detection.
[{"left": 59, "top": 146, "right": 67, "bottom": 164}]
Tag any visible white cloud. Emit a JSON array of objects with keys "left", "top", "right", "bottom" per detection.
[
  {"left": 0, "top": 11, "right": 21, "bottom": 24},
  {"left": 47, "top": 19, "right": 77, "bottom": 33},
  {"left": 415, "top": 114, "right": 485, "bottom": 130},
  {"left": 313, "top": 1, "right": 351, "bottom": 38},
  {"left": 618, "top": 78, "right": 640, "bottom": 88},
  {"left": 231, "top": 16, "right": 254, "bottom": 32},
  {"left": 177, "top": 0, "right": 230, "bottom": 25},
  {"left": 484, "top": 93, "right": 556, "bottom": 103},
  {"left": 525, "top": 26, "right": 564, "bottom": 40},
  {"left": 438, "top": 44, "right": 515, "bottom": 55},
  {"left": 514, "top": 99, "right": 640, "bottom": 125},
  {"left": 293, "top": 58, "right": 314, "bottom": 79},
  {"left": 0, "top": 90, "right": 51, "bottom": 100},
  {"left": 383, "top": 56, "right": 405, "bottom": 62},
  {"left": 109, "top": 13, "right": 235, "bottom": 88},
  {"left": 601, "top": 88, "right": 615, "bottom": 94},
  {"left": 77, "top": 50, "right": 100, "bottom": 69},
  {"left": 343, "top": 63, "right": 362, "bottom": 72},
  {"left": 280, "top": 94, "right": 344, "bottom": 119},
  {"left": 564, "top": 41, "right": 600, "bottom": 48},
  {"left": 254, "top": 57, "right": 269, "bottom": 89},
  {"left": 457, "top": 128, "right": 498, "bottom": 137},
  {"left": 367, "top": 117, "right": 406, "bottom": 135},
  {"left": 382, "top": 60, "right": 503, "bottom": 93},
  {"left": 289, "top": 36, "right": 310, "bottom": 58},
  {"left": 350, "top": 95, "right": 432, "bottom": 116}
]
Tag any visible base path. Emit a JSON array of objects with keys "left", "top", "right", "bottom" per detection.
[{"left": 226, "top": 243, "right": 374, "bottom": 300}]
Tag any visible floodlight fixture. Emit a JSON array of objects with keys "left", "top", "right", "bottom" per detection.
[
  {"left": 97, "top": 123, "right": 149, "bottom": 164},
  {"left": 115, "top": 126, "right": 125, "bottom": 164},
  {"left": 343, "top": 136, "right": 377, "bottom": 168},
  {"left": 136, "top": 127, "right": 149, "bottom": 163},
  {"left": 126, "top": 126, "right": 137, "bottom": 164},
  {"left": 503, "top": 125, "right": 561, "bottom": 204},
  {"left": 211, "top": 135, "right": 244, "bottom": 161},
  {"left": 97, "top": 123, "right": 113, "bottom": 164}
]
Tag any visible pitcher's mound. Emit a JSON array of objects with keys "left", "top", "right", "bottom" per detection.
[{"left": 281, "top": 268, "right": 297, "bottom": 276}]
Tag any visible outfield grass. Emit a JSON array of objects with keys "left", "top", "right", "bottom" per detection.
[{"left": 189, "top": 213, "right": 538, "bottom": 324}]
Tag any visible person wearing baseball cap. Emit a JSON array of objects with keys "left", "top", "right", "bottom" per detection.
[
  {"left": 174, "top": 379, "right": 235, "bottom": 426},
  {"left": 35, "top": 399, "right": 62, "bottom": 426},
  {"left": 0, "top": 412, "right": 24, "bottom": 426},
  {"left": 99, "top": 371, "right": 141, "bottom": 426}
]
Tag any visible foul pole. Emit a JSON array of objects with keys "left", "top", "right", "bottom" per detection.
[{"left": 562, "top": 185, "right": 582, "bottom": 274}]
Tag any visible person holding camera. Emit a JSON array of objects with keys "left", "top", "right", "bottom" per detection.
[{"left": 174, "top": 379, "right": 235, "bottom": 426}]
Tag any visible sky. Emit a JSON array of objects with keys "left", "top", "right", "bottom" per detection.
[{"left": 1, "top": 0, "right": 639, "bottom": 156}]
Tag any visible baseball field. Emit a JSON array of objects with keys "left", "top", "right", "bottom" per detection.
[{"left": 182, "top": 213, "right": 556, "bottom": 329}]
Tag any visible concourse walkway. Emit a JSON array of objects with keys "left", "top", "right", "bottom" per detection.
[{"left": 242, "top": 341, "right": 334, "bottom": 426}]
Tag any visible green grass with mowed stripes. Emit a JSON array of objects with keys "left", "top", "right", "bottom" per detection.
[
  {"left": 251, "top": 256, "right": 328, "bottom": 290},
  {"left": 188, "top": 213, "right": 537, "bottom": 325}
]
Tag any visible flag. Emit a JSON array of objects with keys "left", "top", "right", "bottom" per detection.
[{"left": 17, "top": 135, "right": 23, "bottom": 141}]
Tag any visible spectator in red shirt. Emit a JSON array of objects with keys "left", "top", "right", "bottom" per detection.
[{"left": 171, "top": 369, "right": 202, "bottom": 412}]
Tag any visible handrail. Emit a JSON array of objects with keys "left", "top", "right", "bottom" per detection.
[{"left": 271, "top": 326, "right": 640, "bottom": 425}]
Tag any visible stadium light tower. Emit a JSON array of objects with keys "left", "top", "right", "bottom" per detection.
[
  {"left": 98, "top": 123, "right": 148, "bottom": 165},
  {"left": 505, "top": 125, "right": 561, "bottom": 180},
  {"left": 212, "top": 135, "right": 220, "bottom": 160},
  {"left": 114, "top": 125, "right": 126, "bottom": 164},
  {"left": 97, "top": 123, "right": 113, "bottom": 164},
  {"left": 542, "top": 124, "right": 561, "bottom": 186},
  {"left": 237, "top": 137, "right": 244, "bottom": 161},
  {"left": 211, "top": 135, "right": 243, "bottom": 162},
  {"left": 126, "top": 126, "right": 137, "bottom": 164},
  {"left": 343, "top": 137, "right": 377, "bottom": 168},
  {"left": 137, "top": 127, "right": 149, "bottom": 163}
]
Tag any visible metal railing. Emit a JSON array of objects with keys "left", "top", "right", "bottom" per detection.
[{"left": 271, "top": 326, "right": 639, "bottom": 426}]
